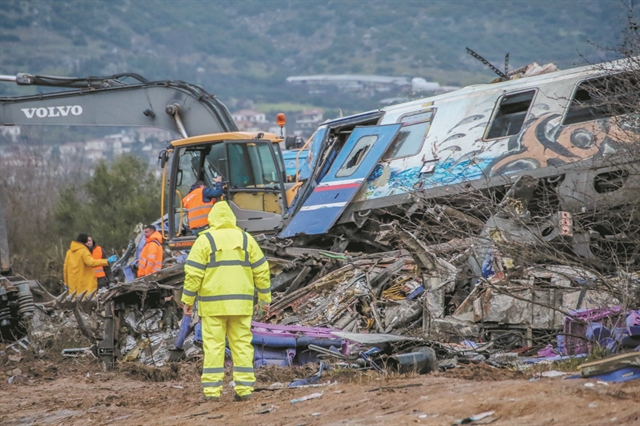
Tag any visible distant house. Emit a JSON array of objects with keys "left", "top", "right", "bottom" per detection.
[
  {"left": 59, "top": 142, "right": 86, "bottom": 157},
  {"left": 85, "top": 139, "right": 108, "bottom": 161},
  {"left": 295, "top": 109, "right": 324, "bottom": 132},
  {"left": 232, "top": 109, "right": 267, "bottom": 123},
  {"left": 231, "top": 109, "right": 269, "bottom": 131},
  {"left": 0, "top": 126, "right": 20, "bottom": 143},
  {"left": 104, "top": 132, "right": 135, "bottom": 145},
  {"left": 135, "top": 127, "right": 174, "bottom": 143}
]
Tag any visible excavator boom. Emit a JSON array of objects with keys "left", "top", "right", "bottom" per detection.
[{"left": 0, "top": 73, "right": 237, "bottom": 137}]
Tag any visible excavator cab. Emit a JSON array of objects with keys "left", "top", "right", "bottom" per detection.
[{"left": 165, "top": 132, "right": 289, "bottom": 249}]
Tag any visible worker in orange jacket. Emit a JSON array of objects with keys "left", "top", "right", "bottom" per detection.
[
  {"left": 182, "top": 176, "right": 223, "bottom": 235},
  {"left": 138, "top": 225, "right": 163, "bottom": 277},
  {"left": 88, "top": 237, "right": 113, "bottom": 289}
]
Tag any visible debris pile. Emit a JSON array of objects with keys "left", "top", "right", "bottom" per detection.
[
  {"left": 94, "top": 264, "right": 186, "bottom": 368},
  {"left": 251, "top": 322, "right": 345, "bottom": 367},
  {"left": 19, "top": 218, "right": 635, "bottom": 377},
  {"left": 5, "top": 185, "right": 640, "bottom": 380},
  {"left": 562, "top": 306, "right": 640, "bottom": 355},
  {"left": 261, "top": 229, "right": 640, "bottom": 354},
  {"left": 264, "top": 249, "right": 426, "bottom": 334}
]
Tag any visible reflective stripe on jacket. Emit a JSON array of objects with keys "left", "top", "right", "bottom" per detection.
[
  {"left": 182, "top": 201, "right": 271, "bottom": 316},
  {"left": 138, "top": 231, "right": 164, "bottom": 277},
  {"left": 183, "top": 187, "right": 215, "bottom": 229},
  {"left": 92, "top": 245, "right": 106, "bottom": 278}
]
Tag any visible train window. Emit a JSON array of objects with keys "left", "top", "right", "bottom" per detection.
[
  {"left": 593, "top": 169, "right": 629, "bottom": 193},
  {"left": 385, "top": 109, "right": 434, "bottom": 159},
  {"left": 486, "top": 90, "right": 536, "bottom": 139},
  {"left": 563, "top": 74, "right": 639, "bottom": 125},
  {"left": 336, "top": 135, "right": 378, "bottom": 177}
]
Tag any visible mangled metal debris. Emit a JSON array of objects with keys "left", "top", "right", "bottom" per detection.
[
  {"left": 6, "top": 200, "right": 639, "bottom": 377},
  {"left": 0, "top": 192, "right": 36, "bottom": 343},
  {"left": 0, "top": 276, "right": 35, "bottom": 340},
  {"left": 67, "top": 213, "right": 637, "bottom": 373}
]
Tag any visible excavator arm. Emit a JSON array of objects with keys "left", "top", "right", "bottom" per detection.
[{"left": 0, "top": 73, "right": 237, "bottom": 137}]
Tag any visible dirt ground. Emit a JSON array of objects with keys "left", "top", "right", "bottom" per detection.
[{"left": 1, "top": 355, "right": 639, "bottom": 426}]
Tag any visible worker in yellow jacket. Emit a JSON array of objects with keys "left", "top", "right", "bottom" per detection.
[
  {"left": 182, "top": 201, "right": 271, "bottom": 402},
  {"left": 63, "top": 233, "right": 115, "bottom": 296}
]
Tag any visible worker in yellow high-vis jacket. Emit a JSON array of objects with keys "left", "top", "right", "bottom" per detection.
[{"left": 181, "top": 201, "right": 271, "bottom": 402}]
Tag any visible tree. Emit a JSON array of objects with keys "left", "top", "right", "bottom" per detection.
[{"left": 54, "top": 154, "right": 161, "bottom": 253}]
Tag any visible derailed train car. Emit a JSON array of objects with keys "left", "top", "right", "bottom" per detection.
[{"left": 280, "top": 58, "right": 640, "bottom": 264}]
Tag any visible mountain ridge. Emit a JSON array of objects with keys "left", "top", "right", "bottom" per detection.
[{"left": 0, "top": 0, "right": 632, "bottom": 114}]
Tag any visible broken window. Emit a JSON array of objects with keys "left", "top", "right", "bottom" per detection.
[
  {"left": 485, "top": 90, "right": 536, "bottom": 139},
  {"left": 335, "top": 135, "right": 378, "bottom": 177},
  {"left": 563, "top": 74, "right": 640, "bottom": 125},
  {"left": 385, "top": 109, "right": 434, "bottom": 159},
  {"left": 593, "top": 169, "right": 629, "bottom": 193}
]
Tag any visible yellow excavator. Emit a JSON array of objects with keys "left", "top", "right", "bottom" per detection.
[{"left": 0, "top": 72, "right": 299, "bottom": 249}]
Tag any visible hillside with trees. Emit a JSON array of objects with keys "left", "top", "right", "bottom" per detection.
[{"left": 0, "top": 0, "right": 632, "bottom": 114}]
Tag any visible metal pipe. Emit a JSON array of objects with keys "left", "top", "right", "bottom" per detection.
[
  {"left": 173, "top": 112, "right": 188, "bottom": 138},
  {"left": 166, "top": 103, "right": 188, "bottom": 138}
]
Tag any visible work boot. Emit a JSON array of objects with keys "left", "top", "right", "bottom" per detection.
[
  {"left": 203, "top": 395, "right": 220, "bottom": 402},
  {"left": 233, "top": 393, "right": 252, "bottom": 402}
]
